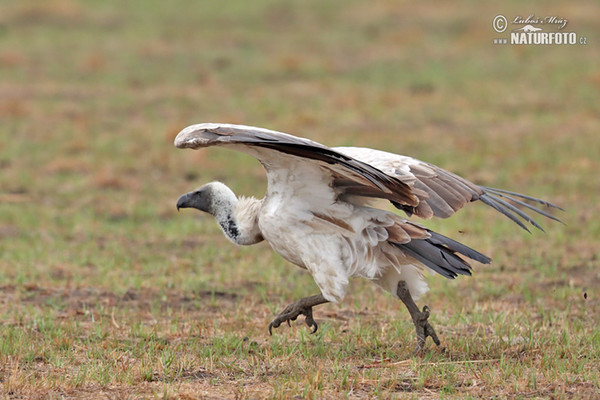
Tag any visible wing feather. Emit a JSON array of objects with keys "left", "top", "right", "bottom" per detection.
[
  {"left": 335, "top": 146, "right": 562, "bottom": 231},
  {"left": 176, "top": 124, "right": 562, "bottom": 232},
  {"left": 175, "top": 123, "right": 418, "bottom": 207}
]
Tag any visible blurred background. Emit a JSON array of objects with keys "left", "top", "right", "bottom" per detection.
[
  {"left": 0, "top": 0, "right": 598, "bottom": 396},
  {"left": 1, "top": 0, "right": 597, "bottom": 287}
]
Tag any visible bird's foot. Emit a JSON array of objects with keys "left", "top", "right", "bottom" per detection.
[
  {"left": 268, "top": 294, "right": 328, "bottom": 335},
  {"left": 413, "top": 305, "right": 441, "bottom": 355},
  {"left": 268, "top": 301, "right": 318, "bottom": 335},
  {"left": 396, "top": 281, "right": 441, "bottom": 355}
]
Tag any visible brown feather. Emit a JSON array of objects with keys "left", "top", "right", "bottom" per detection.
[{"left": 312, "top": 212, "right": 355, "bottom": 232}]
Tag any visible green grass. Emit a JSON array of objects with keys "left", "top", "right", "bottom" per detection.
[{"left": 1, "top": 0, "right": 599, "bottom": 398}]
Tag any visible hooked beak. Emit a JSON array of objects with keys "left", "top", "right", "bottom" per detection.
[{"left": 176, "top": 192, "right": 194, "bottom": 212}]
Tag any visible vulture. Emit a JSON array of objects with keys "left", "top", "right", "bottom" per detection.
[{"left": 175, "top": 123, "right": 561, "bottom": 353}]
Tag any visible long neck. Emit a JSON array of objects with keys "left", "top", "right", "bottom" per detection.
[{"left": 213, "top": 197, "right": 263, "bottom": 246}]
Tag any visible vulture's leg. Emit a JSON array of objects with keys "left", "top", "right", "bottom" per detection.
[
  {"left": 268, "top": 294, "right": 329, "bottom": 335},
  {"left": 397, "top": 281, "right": 441, "bottom": 353}
]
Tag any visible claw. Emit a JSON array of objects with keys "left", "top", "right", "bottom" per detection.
[
  {"left": 413, "top": 306, "right": 440, "bottom": 353},
  {"left": 397, "top": 282, "right": 441, "bottom": 353},
  {"left": 268, "top": 294, "right": 328, "bottom": 335},
  {"left": 269, "top": 306, "right": 314, "bottom": 334},
  {"left": 305, "top": 314, "right": 318, "bottom": 334}
]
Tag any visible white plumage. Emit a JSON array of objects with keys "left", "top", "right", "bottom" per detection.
[{"left": 175, "top": 123, "right": 561, "bottom": 352}]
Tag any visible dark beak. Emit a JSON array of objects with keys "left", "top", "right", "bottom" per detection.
[{"left": 176, "top": 192, "right": 194, "bottom": 212}]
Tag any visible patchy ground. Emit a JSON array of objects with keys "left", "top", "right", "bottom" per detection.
[{"left": 1, "top": 263, "right": 598, "bottom": 398}]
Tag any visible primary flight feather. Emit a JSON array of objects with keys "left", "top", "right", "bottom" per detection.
[{"left": 175, "top": 123, "right": 561, "bottom": 352}]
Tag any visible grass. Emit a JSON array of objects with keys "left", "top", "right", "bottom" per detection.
[{"left": 1, "top": 0, "right": 599, "bottom": 398}]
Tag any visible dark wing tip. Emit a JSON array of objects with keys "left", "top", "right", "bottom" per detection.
[
  {"left": 480, "top": 186, "right": 564, "bottom": 211},
  {"left": 479, "top": 187, "right": 564, "bottom": 233}
]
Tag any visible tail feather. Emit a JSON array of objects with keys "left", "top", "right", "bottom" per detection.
[{"left": 393, "top": 231, "right": 491, "bottom": 280}]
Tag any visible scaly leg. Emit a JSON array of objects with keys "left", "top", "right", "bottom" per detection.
[
  {"left": 268, "top": 294, "right": 329, "bottom": 334},
  {"left": 397, "top": 281, "right": 441, "bottom": 353}
]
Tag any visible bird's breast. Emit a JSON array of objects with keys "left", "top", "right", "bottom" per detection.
[{"left": 258, "top": 201, "right": 311, "bottom": 267}]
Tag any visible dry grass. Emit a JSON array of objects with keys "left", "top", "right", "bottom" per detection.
[{"left": 1, "top": 0, "right": 599, "bottom": 398}]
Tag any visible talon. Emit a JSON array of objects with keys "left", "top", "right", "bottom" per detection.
[
  {"left": 305, "top": 315, "right": 318, "bottom": 334},
  {"left": 267, "top": 308, "right": 304, "bottom": 335},
  {"left": 396, "top": 282, "right": 441, "bottom": 353},
  {"left": 267, "top": 294, "right": 328, "bottom": 336},
  {"left": 268, "top": 322, "right": 277, "bottom": 335}
]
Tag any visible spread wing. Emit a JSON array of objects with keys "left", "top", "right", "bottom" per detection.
[
  {"left": 335, "top": 146, "right": 563, "bottom": 232},
  {"left": 175, "top": 123, "right": 562, "bottom": 232},
  {"left": 175, "top": 123, "right": 419, "bottom": 207}
]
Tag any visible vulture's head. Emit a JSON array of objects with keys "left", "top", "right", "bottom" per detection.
[{"left": 176, "top": 182, "right": 237, "bottom": 216}]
